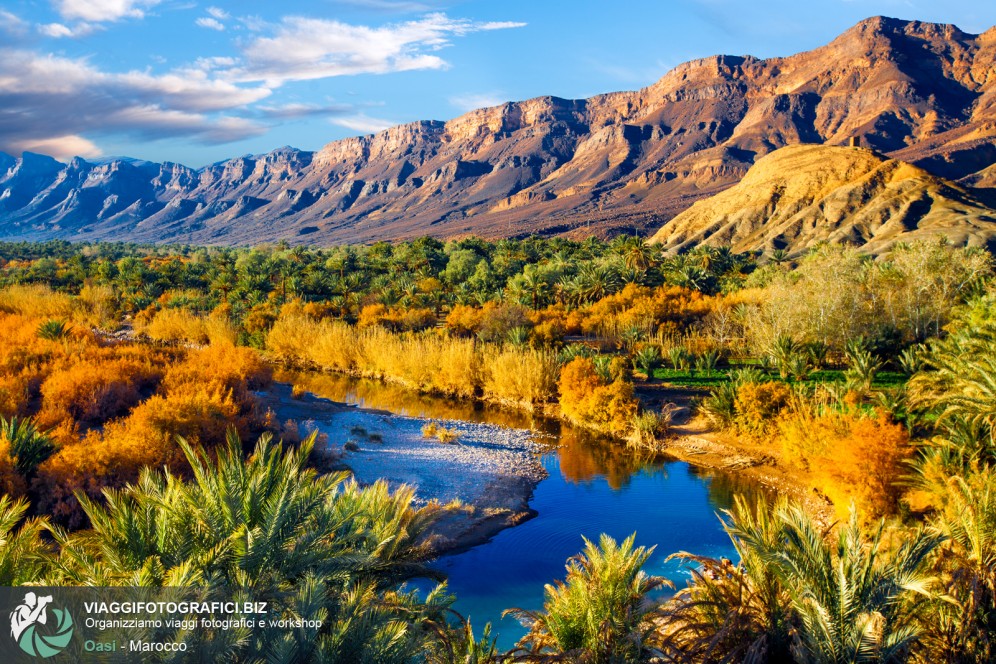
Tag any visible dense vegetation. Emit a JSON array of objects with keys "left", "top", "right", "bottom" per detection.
[{"left": 1, "top": 236, "right": 994, "bottom": 662}]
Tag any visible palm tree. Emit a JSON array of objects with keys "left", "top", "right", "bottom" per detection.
[
  {"left": 619, "top": 237, "right": 656, "bottom": 272},
  {"left": 521, "top": 270, "right": 550, "bottom": 310},
  {"left": 0, "top": 416, "right": 55, "bottom": 478},
  {"left": 505, "top": 533, "right": 670, "bottom": 662},
  {"left": 54, "top": 431, "right": 454, "bottom": 662},
  {"left": 919, "top": 467, "right": 996, "bottom": 663},
  {"left": 770, "top": 249, "right": 790, "bottom": 266},
  {"left": 661, "top": 496, "right": 795, "bottom": 663},
  {"left": 576, "top": 263, "right": 621, "bottom": 303},
  {"left": 771, "top": 504, "right": 939, "bottom": 664},
  {"left": 663, "top": 499, "right": 940, "bottom": 664},
  {"left": 0, "top": 495, "right": 52, "bottom": 586},
  {"left": 909, "top": 323, "right": 996, "bottom": 449}
]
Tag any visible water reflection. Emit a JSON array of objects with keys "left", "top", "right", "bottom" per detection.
[
  {"left": 275, "top": 369, "right": 764, "bottom": 648},
  {"left": 275, "top": 369, "right": 652, "bottom": 488},
  {"left": 687, "top": 465, "right": 777, "bottom": 514}
]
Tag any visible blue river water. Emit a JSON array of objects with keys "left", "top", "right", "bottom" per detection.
[
  {"left": 276, "top": 370, "right": 753, "bottom": 649},
  {"left": 430, "top": 451, "right": 742, "bottom": 648}
]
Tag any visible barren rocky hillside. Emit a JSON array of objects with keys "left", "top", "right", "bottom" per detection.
[{"left": 2, "top": 16, "right": 996, "bottom": 247}]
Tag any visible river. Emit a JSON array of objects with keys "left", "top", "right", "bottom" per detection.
[{"left": 276, "top": 369, "right": 759, "bottom": 649}]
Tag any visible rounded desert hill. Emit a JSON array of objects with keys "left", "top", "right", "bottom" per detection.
[{"left": 649, "top": 144, "right": 996, "bottom": 255}]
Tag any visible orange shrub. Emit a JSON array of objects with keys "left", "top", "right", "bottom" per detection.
[
  {"left": 529, "top": 306, "right": 570, "bottom": 345},
  {"left": 36, "top": 384, "right": 247, "bottom": 527},
  {"left": 531, "top": 319, "right": 566, "bottom": 346},
  {"left": 817, "top": 414, "right": 912, "bottom": 517},
  {"left": 579, "top": 284, "right": 714, "bottom": 337},
  {"left": 734, "top": 381, "right": 792, "bottom": 434},
  {"left": 0, "top": 371, "right": 37, "bottom": 419},
  {"left": 243, "top": 304, "right": 278, "bottom": 335},
  {"left": 776, "top": 410, "right": 911, "bottom": 517},
  {"left": 38, "top": 357, "right": 162, "bottom": 426},
  {"left": 0, "top": 436, "right": 26, "bottom": 497},
  {"left": 446, "top": 303, "right": 490, "bottom": 336},
  {"left": 558, "top": 357, "right": 638, "bottom": 437},
  {"left": 358, "top": 304, "right": 436, "bottom": 332},
  {"left": 164, "top": 344, "right": 271, "bottom": 402}
]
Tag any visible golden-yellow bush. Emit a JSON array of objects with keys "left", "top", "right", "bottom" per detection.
[
  {"left": 445, "top": 303, "right": 489, "bottom": 336},
  {"left": 267, "top": 311, "right": 554, "bottom": 405},
  {"left": 558, "top": 357, "right": 638, "bottom": 437},
  {"left": 818, "top": 414, "right": 911, "bottom": 518},
  {"left": 579, "top": 284, "right": 714, "bottom": 338},
  {"left": 267, "top": 315, "right": 359, "bottom": 372},
  {"left": 141, "top": 307, "right": 206, "bottom": 343},
  {"left": 734, "top": 381, "right": 792, "bottom": 434},
  {"left": 358, "top": 304, "right": 436, "bottom": 332},
  {"left": 75, "top": 284, "right": 118, "bottom": 329},
  {"left": 140, "top": 307, "right": 237, "bottom": 346},
  {"left": 776, "top": 410, "right": 911, "bottom": 517},
  {"left": 164, "top": 344, "right": 271, "bottom": 402},
  {"left": 36, "top": 383, "right": 249, "bottom": 527},
  {"left": 0, "top": 284, "right": 73, "bottom": 318}
]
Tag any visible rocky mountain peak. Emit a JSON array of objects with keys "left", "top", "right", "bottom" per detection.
[{"left": 1, "top": 16, "right": 995, "bottom": 250}]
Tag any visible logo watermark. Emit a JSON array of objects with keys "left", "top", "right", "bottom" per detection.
[{"left": 10, "top": 592, "right": 74, "bottom": 658}]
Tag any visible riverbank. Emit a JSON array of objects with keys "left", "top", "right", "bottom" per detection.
[
  {"left": 258, "top": 382, "right": 549, "bottom": 554},
  {"left": 636, "top": 381, "right": 837, "bottom": 527}
]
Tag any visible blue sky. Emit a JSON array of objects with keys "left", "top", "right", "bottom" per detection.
[{"left": 2, "top": 0, "right": 995, "bottom": 167}]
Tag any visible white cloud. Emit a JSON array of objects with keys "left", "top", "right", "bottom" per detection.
[
  {"left": 54, "top": 0, "right": 162, "bottom": 23},
  {"left": 331, "top": 113, "right": 395, "bottom": 134},
  {"left": 38, "top": 22, "right": 73, "bottom": 37},
  {"left": 195, "top": 17, "right": 225, "bottom": 31},
  {"left": 0, "top": 48, "right": 272, "bottom": 157},
  {"left": 38, "top": 21, "right": 98, "bottom": 38},
  {"left": 4, "top": 10, "right": 526, "bottom": 158},
  {"left": 225, "top": 13, "right": 526, "bottom": 86},
  {"left": 449, "top": 92, "right": 506, "bottom": 112},
  {"left": 6, "top": 135, "right": 103, "bottom": 160}
]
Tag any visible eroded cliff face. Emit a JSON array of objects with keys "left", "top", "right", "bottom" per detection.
[{"left": 3, "top": 16, "right": 996, "bottom": 247}]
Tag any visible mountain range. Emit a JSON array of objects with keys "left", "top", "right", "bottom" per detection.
[{"left": 2, "top": 16, "right": 996, "bottom": 250}]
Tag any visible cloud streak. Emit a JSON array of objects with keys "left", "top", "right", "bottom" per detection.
[
  {"left": 196, "top": 17, "right": 225, "bottom": 31},
  {"left": 330, "top": 113, "right": 396, "bottom": 133},
  {"left": 449, "top": 92, "right": 507, "bottom": 112},
  {"left": 222, "top": 13, "right": 526, "bottom": 86}
]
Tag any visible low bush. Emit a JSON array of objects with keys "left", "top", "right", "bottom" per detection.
[
  {"left": 777, "top": 410, "right": 911, "bottom": 516},
  {"left": 734, "top": 381, "right": 793, "bottom": 434},
  {"left": 559, "top": 357, "right": 639, "bottom": 437},
  {"left": 38, "top": 357, "right": 162, "bottom": 426}
]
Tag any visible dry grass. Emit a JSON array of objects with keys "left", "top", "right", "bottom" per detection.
[
  {"left": 421, "top": 422, "right": 459, "bottom": 444},
  {"left": 481, "top": 346, "right": 559, "bottom": 407},
  {"left": 267, "top": 312, "right": 557, "bottom": 409},
  {"left": 0, "top": 284, "right": 73, "bottom": 319},
  {"left": 140, "top": 307, "right": 237, "bottom": 346}
]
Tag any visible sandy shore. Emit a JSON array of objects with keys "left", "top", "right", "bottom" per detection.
[{"left": 258, "top": 383, "right": 549, "bottom": 553}]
